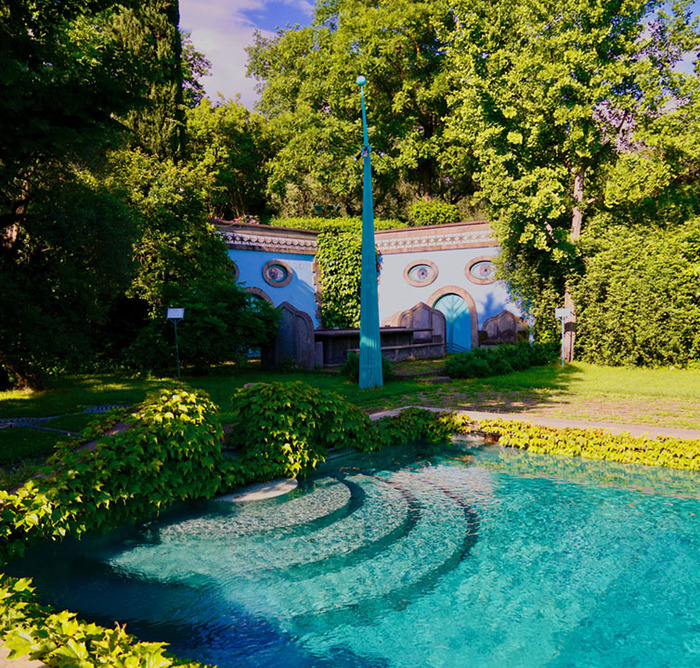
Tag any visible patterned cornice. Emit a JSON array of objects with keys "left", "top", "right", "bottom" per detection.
[
  {"left": 375, "top": 221, "right": 498, "bottom": 254},
  {"left": 376, "top": 221, "right": 497, "bottom": 254},
  {"left": 216, "top": 222, "right": 319, "bottom": 255}
]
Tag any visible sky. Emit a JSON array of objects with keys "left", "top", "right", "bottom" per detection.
[{"left": 179, "top": 0, "right": 314, "bottom": 109}]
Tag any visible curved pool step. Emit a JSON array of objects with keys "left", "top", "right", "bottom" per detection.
[
  {"left": 226, "top": 470, "right": 478, "bottom": 619},
  {"left": 156, "top": 476, "right": 352, "bottom": 541},
  {"left": 109, "top": 474, "right": 411, "bottom": 585},
  {"left": 209, "top": 474, "right": 412, "bottom": 576},
  {"left": 109, "top": 477, "right": 354, "bottom": 584}
]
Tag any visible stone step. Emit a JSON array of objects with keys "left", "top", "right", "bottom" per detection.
[
  {"left": 110, "top": 475, "right": 411, "bottom": 583},
  {"left": 225, "top": 470, "right": 477, "bottom": 619}
]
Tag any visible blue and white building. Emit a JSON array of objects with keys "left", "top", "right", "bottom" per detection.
[{"left": 217, "top": 220, "right": 526, "bottom": 356}]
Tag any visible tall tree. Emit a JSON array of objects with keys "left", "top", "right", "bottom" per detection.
[
  {"left": 118, "top": 0, "right": 186, "bottom": 159},
  {"left": 448, "top": 0, "right": 698, "bottom": 355},
  {"left": 0, "top": 0, "right": 153, "bottom": 386},
  {"left": 186, "top": 99, "right": 272, "bottom": 218},
  {"left": 247, "top": 0, "right": 473, "bottom": 216}
]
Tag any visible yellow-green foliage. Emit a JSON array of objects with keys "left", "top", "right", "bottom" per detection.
[
  {"left": 0, "top": 387, "right": 226, "bottom": 563},
  {"left": 0, "top": 574, "right": 203, "bottom": 667},
  {"left": 472, "top": 418, "right": 700, "bottom": 471},
  {"left": 225, "top": 383, "right": 459, "bottom": 487},
  {"left": 0, "top": 388, "right": 223, "bottom": 666}
]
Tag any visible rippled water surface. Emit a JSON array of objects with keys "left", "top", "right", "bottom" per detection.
[{"left": 12, "top": 444, "right": 700, "bottom": 667}]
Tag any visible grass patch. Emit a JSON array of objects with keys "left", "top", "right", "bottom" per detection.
[
  {"left": 0, "top": 374, "right": 178, "bottom": 418},
  {"left": 0, "top": 427, "right": 64, "bottom": 466},
  {"left": 45, "top": 413, "right": 97, "bottom": 433}
]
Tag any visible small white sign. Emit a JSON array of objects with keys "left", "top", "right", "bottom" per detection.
[
  {"left": 555, "top": 307, "right": 571, "bottom": 320},
  {"left": 167, "top": 307, "right": 185, "bottom": 320}
]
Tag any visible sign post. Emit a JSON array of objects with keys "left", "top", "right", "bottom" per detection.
[
  {"left": 555, "top": 307, "right": 571, "bottom": 367},
  {"left": 166, "top": 307, "right": 185, "bottom": 380}
]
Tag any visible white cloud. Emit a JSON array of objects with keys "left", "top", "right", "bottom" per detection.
[{"left": 179, "top": 0, "right": 312, "bottom": 108}]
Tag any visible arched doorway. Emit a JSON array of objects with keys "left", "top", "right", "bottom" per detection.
[
  {"left": 428, "top": 287, "right": 478, "bottom": 353},
  {"left": 434, "top": 293, "right": 471, "bottom": 352}
]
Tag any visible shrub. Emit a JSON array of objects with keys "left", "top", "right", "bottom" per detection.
[
  {"left": 408, "top": 201, "right": 461, "bottom": 227},
  {"left": 0, "top": 387, "right": 226, "bottom": 562},
  {"left": 576, "top": 218, "right": 700, "bottom": 367},
  {"left": 340, "top": 351, "right": 395, "bottom": 382},
  {"left": 444, "top": 342, "right": 558, "bottom": 379},
  {"left": 226, "top": 382, "right": 373, "bottom": 483},
  {"left": 123, "top": 280, "right": 279, "bottom": 373},
  {"left": 371, "top": 408, "right": 457, "bottom": 451},
  {"left": 0, "top": 575, "right": 202, "bottom": 667}
]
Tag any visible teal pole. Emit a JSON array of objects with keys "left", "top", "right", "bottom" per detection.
[{"left": 357, "top": 75, "right": 383, "bottom": 389}]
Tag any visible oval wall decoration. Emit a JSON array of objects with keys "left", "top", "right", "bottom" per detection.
[
  {"left": 466, "top": 257, "right": 497, "bottom": 285},
  {"left": 262, "top": 260, "right": 293, "bottom": 287},
  {"left": 404, "top": 260, "right": 438, "bottom": 287}
]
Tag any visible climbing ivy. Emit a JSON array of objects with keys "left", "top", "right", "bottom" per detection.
[{"left": 315, "top": 231, "right": 365, "bottom": 328}]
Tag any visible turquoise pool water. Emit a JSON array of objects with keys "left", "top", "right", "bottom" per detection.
[{"left": 11, "top": 444, "right": 700, "bottom": 667}]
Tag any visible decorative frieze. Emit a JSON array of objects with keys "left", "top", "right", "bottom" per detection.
[
  {"left": 216, "top": 222, "right": 319, "bottom": 255},
  {"left": 376, "top": 221, "right": 497, "bottom": 254}
]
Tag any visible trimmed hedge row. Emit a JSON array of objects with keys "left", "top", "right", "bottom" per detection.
[
  {"left": 444, "top": 342, "right": 558, "bottom": 379},
  {"left": 269, "top": 216, "right": 406, "bottom": 233}
]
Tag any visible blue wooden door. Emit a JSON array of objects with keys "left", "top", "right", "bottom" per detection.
[{"left": 434, "top": 293, "right": 471, "bottom": 352}]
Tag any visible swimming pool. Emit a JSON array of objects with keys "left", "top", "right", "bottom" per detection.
[{"left": 11, "top": 442, "right": 700, "bottom": 667}]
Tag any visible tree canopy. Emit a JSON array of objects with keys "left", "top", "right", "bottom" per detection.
[
  {"left": 246, "top": 0, "right": 475, "bottom": 217},
  {"left": 446, "top": 0, "right": 700, "bottom": 350}
]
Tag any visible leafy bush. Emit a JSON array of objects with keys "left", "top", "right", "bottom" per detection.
[
  {"left": 226, "top": 382, "right": 373, "bottom": 484},
  {"left": 576, "top": 218, "right": 700, "bottom": 367},
  {"left": 0, "top": 575, "right": 202, "bottom": 667},
  {"left": 371, "top": 408, "right": 458, "bottom": 451},
  {"left": 408, "top": 201, "right": 461, "bottom": 227},
  {"left": 0, "top": 387, "right": 226, "bottom": 562},
  {"left": 444, "top": 342, "right": 558, "bottom": 378},
  {"left": 340, "top": 351, "right": 395, "bottom": 382},
  {"left": 123, "top": 279, "right": 279, "bottom": 372},
  {"left": 473, "top": 418, "right": 700, "bottom": 471}
]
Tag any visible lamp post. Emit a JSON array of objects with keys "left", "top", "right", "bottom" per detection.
[
  {"left": 167, "top": 307, "right": 185, "bottom": 380},
  {"left": 357, "top": 75, "right": 383, "bottom": 389}
]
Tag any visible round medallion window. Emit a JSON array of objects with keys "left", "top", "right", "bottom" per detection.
[
  {"left": 466, "top": 258, "right": 497, "bottom": 284},
  {"left": 262, "top": 260, "right": 293, "bottom": 287},
  {"left": 404, "top": 260, "right": 438, "bottom": 287}
]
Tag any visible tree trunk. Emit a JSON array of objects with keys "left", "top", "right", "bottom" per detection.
[{"left": 562, "top": 167, "right": 585, "bottom": 363}]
